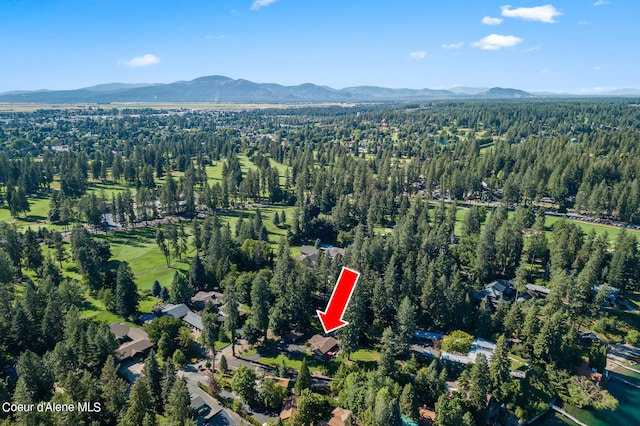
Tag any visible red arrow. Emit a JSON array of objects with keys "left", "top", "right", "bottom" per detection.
[{"left": 317, "top": 267, "right": 360, "bottom": 334}]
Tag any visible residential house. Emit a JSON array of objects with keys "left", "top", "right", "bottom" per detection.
[
  {"left": 159, "top": 303, "right": 203, "bottom": 332},
  {"left": 593, "top": 284, "right": 620, "bottom": 306},
  {"left": 298, "top": 245, "right": 346, "bottom": 267},
  {"left": 474, "top": 280, "right": 516, "bottom": 307},
  {"left": 191, "top": 290, "right": 223, "bottom": 311},
  {"left": 109, "top": 323, "right": 153, "bottom": 361},
  {"left": 308, "top": 334, "right": 339, "bottom": 360},
  {"left": 318, "top": 407, "right": 354, "bottom": 426},
  {"left": 526, "top": 283, "right": 551, "bottom": 299}
]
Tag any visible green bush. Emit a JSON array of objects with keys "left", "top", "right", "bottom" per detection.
[
  {"left": 441, "top": 330, "right": 474, "bottom": 354},
  {"left": 626, "top": 329, "right": 640, "bottom": 345}
]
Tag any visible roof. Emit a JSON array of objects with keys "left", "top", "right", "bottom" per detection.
[
  {"left": 191, "top": 291, "right": 219, "bottom": 304},
  {"left": 324, "top": 247, "right": 345, "bottom": 258},
  {"left": 308, "top": 334, "right": 339, "bottom": 355},
  {"left": 300, "top": 245, "right": 318, "bottom": 256},
  {"left": 414, "top": 330, "right": 445, "bottom": 340},
  {"left": 280, "top": 396, "right": 297, "bottom": 420},
  {"left": 161, "top": 303, "right": 190, "bottom": 318},
  {"left": 183, "top": 311, "right": 203, "bottom": 330},
  {"left": 526, "top": 283, "right": 551, "bottom": 294},
  {"left": 328, "top": 407, "right": 353, "bottom": 426},
  {"left": 109, "top": 323, "right": 130, "bottom": 340},
  {"left": 117, "top": 338, "right": 153, "bottom": 360},
  {"left": 110, "top": 323, "right": 153, "bottom": 360},
  {"left": 265, "top": 376, "right": 291, "bottom": 389}
]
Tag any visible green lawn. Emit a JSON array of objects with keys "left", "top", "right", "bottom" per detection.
[
  {"left": 545, "top": 215, "right": 640, "bottom": 244},
  {"left": 101, "top": 227, "right": 191, "bottom": 292},
  {"left": 349, "top": 349, "right": 380, "bottom": 362}
]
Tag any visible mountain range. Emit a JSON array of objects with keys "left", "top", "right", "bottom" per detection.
[{"left": 0, "top": 75, "right": 637, "bottom": 104}]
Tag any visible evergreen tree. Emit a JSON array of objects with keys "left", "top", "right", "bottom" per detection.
[
  {"left": 219, "top": 355, "right": 228, "bottom": 372},
  {"left": 201, "top": 301, "right": 219, "bottom": 359},
  {"left": 115, "top": 262, "right": 139, "bottom": 318},
  {"left": 161, "top": 360, "right": 177, "bottom": 407},
  {"left": 165, "top": 378, "right": 193, "bottom": 426},
  {"left": 169, "top": 271, "right": 193, "bottom": 305},
  {"left": 396, "top": 296, "right": 416, "bottom": 354},
  {"left": 100, "top": 355, "right": 128, "bottom": 425},
  {"left": 160, "top": 286, "right": 170, "bottom": 302},
  {"left": 152, "top": 280, "right": 161, "bottom": 298},
  {"left": 250, "top": 274, "right": 270, "bottom": 340},
  {"left": 468, "top": 353, "right": 490, "bottom": 416},
  {"left": 189, "top": 254, "right": 207, "bottom": 292},
  {"left": 295, "top": 357, "right": 311, "bottom": 394},
  {"left": 223, "top": 285, "right": 240, "bottom": 356},
  {"left": 120, "top": 378, "right": 155, "bottom": 426},
  {"left": 143, "top": 349, "right": 163, "bottom": 413},
  {"left": 489, "top": 335, "right": 510, "bottom": 399},
  {"left": 156, "top": 227, "right": 170, "bottom": 267},
  {"left": 400, "top": 383, "right": 418, "bottom": 420}
]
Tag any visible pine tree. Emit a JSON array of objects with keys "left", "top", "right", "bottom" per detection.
[
  {"left": 219, "top": 354, "right": 228, "bottom": 372},
  {"left": 250, "top": 274, "right": 270, "bottom": 340},
  {"left": 169, "top": 271, "right": 193, "bottom": 305},
  {"left": 115, "top": 262, "right": 139, "bottom": 318},
  {"left": 100, "top": 355, "right": 128, "bottom": 425},
  {"left": 489, "top": 335, "right": 510, "bottom": 399},
  {"left": 160, "top": 286, "right": 170, "bottom": 302},
  {"left": 152, "top": 280, "right": 161, "bottom": 298},
  {"left": 189, "top": 254, "right": 207, "bottom": 291},
  {"left": 143, "top": 349, "right": 163, "bottom": 413},
  {"left": 201, "top": 301, "right": 219, "bottom": 360},
  {"left": 161, "top": 360, "right": 177, "bottom": 407},
  {"left": 120, "top": 378, "right": 155, "bottom": 426},
  {"left": 295, "top": 357, "right": 311, "bottom": 394},
  {"left": 156, "top": 227, "right": 170, "bottom": 266},
  {"left": 396, "top": 296, "right": 416, "bottom": 354},
  {"left": 165, "top": 378, "right": 193, "bottom": 426},
  {"left": 400, "top": 383, "right": 418, "bottom": 420},
  {"left": 468, "top": 353, "right": 491, "bottom": 415},
  {"left": 223, "top": 286, "right": 239, "bottom": 356}
]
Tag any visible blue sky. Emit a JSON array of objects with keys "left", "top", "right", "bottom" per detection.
[{"left": 0, "top": 1, "right": 635, "bottom": 93}]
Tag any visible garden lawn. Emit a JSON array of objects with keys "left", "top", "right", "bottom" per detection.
[{"left": 349, "top": 349, "right": 380, "bottom": 362}]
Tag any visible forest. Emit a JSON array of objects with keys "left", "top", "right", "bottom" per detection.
[{"left": 0, "top": 99, "right": 639, "bottom": 425}]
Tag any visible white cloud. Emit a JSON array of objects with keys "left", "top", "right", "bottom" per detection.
[
  {"left": 501, "top": 4, "right": 562, "bottom": 23},
  {"left": 593, "top": 0, "right": 610, "bottom": 6},
  {"left": 442, "top": 42, "right": 464, "bottom": 49},
  {"left": 121, "top": 54, "right": 160, "bottom": 68},
  {"left": 472, "top": 34, "right": 524, "bottom": 50},
  {"left": 578, "top": 20, "right": 589, "bottom": 25},
  {"left": 482, "top": 16, "right": 503, "bottom": 25},
  {"left": 409, "top": 51, "right": 427, "bottom": 59},
  {"left": 251, "top": 0, "right": 277, "bottom": 10},
  {"left": 594, "top": 65, "right": 602, "bottom": 71}
]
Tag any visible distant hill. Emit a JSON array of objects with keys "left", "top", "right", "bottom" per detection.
[
  {"left": 0, "top": 76, "right": 539, "bottom": 103},
  {"left": 448, "top": 86, "right": 489, "bottom": 95},
  {"left": 478, "top": 87, "right": 534, "bottom": 98}
]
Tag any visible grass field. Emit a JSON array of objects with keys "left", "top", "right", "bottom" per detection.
[{"left": 349, "top": 349, "right": 380, "bottom": 362}]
